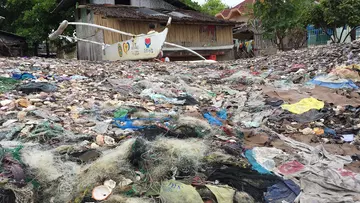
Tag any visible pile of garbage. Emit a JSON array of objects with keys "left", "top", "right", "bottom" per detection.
[{"left": 0, "top": 40, "right": 360, "bottom": 203}]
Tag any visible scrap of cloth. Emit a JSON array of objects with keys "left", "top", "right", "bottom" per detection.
[
  {"left": 265, "top": 127, "right": 360, "bottom": 203},
  {"left": 264, "top": 179, "right": 301, "bottom": 203},
  {"left": 281, "top": 97, "right": 324, "bottom": 114},
  {"left": 206, "top": 166, "right": 281, "bottom": 202}
]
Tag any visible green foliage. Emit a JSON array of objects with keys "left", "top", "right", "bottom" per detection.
[
  {"left": 0, "top": 0, "right": 33, "bottom": 31},
  {"left": 308, "top": 0, "right": 360, "bottom": 43},
  {"left": 179, "top": 0, "right": 202, "bottom": 10},
  {"left": 201, "top": 0, "right": 227, "bottom": 16},
  {"left": 1, "top": 0, "right": 74, "bottom": 51},
  {"left": 254, "top": 0, "right": 313, "bottom": 50}
]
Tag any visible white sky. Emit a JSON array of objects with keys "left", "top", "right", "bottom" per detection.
[{"left": 192, "top": 0, "right": 244, "bottom": 7}]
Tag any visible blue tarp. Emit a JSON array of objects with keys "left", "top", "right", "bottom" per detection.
[{"left": 310, "top": 76, "right": 359, "bottom": 89}]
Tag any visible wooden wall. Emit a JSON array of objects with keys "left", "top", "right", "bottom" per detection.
[
  {"left": 94, "top": 14, "right": 233, "bottom": 47},
  {"left": 77, "top": 9, "right": 104, "bottom": 61}
]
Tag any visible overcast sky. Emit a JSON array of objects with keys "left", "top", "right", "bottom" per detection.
[{"left": 192, "top": 0, "right": 244, "bottom": 7}]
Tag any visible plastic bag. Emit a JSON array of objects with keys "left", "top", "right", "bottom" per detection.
[{"left": 281, "top": 97, "right": 324, "bottom": 114}]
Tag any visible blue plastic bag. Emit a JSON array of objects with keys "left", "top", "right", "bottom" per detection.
[
  {"left": 324, "top": 127, "right": 336, "bottom": 137},
  {"left": 216, "top": 109, "right": 227, "bottom": 120},
  {"left": 113, "top": 115, "right": 170, "bottom": 130},
  {"left": 12, "top": 73, "right": 36, "bottom": 80},
  {"left": 203, "top": 112, "right": 223, "bottom": 126},
  {"left": 245, "top": 150, "right": 271, "bottom": 174}
]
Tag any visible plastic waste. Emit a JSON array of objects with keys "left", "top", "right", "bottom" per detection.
[
  {"left": 114, "top": 108, "right": 129, "bottom": 118},
  {"left": 310, "top": 75, "right": 359, "bottom": 89},
  {"left": 252, "top": 147, "right": 285, "bottom": 172},
  {"left": 205, "top": 185, "right": 235, "bottom": 203},
  {"left": 245, "top": 150, "right": 271, "bottom": 174},
  {"left": 18, "top": 82, "right": 57, "bottom": 94},
  {"left": 16, "top": 98, "right": 30, "bottom": 108},
  {"left": 324, "top": 127, "right": 336, "bottom": 137},
  {"left": 141, "top": 89, "right": 186, "bottom": 105},
  {"left": 301, "top": 128, "right": 315, "bottom": 135},
  {"left": 70, "top": 75, "right": 88, "bottom": 80},
  {"left": 242, "top": 121, "right": 260, "bottom": 128},
  {"left": 281, "top": 97, "right": 324, "bottom": 114},
  {"left": 342, "top": 134, "right": 354, "bottom": 142},
  {"left": 203, "top": 112, "right": 223, "bottom": 126},
  {"left": 176, "top": 95, "right": 198, "bottom": 105},
  {"left": 331, "top": 65, "right": 360, "bottom": 82},
  {"left": 91, "top": 120, "right": 111, "bottom": 134},
  {"left": 260, "top": 69, "right": 273, "bottom": 78},
  {"left": 216, "top": 109, "right": 227, "bottom": 120},
  {"left": 113, "top": 115, "right": 171, "bottom": 130},
  {"left": 313, "top": 128, "right": 325, "bottom": 135},
  {"left": 12, "top": 72, "right": 36, "bottom": 80},
  {"left": 160, "top": 180, "right": 203, "bottom": 203}
]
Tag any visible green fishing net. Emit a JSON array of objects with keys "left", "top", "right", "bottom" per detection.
[
  {"left": 0, "top": 145, "right": 23, "bottom": 164},
  {"left": 26, "top": 121, "right": 65, "bottom": 143},
  {"left": 0, "top": 77, "right": 19, "bottom": 93}
]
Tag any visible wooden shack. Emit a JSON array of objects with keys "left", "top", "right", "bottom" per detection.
[
  {"left": 53, "top": 0, "right": 235, "bottom": 61},
  {"left": 0, "top": 31, "right": 27, "bottom": 57}
]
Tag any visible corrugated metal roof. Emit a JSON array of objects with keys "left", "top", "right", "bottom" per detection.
[
  {"left": 167, "top": 11, "right": 191, "bottom": 18},
  {"left": 138, "top": 7, "right": 167, "bottom": 16},
  {"left": 87, "top": 4, "right": 235, "bottom": 25},
  {"left": 0, "top": 30, "right": 26, "bottom": 40},
  {"left": 52, "top": 0, "right": 196, "bottom": 13}
]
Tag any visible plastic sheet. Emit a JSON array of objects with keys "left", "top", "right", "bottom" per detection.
[
  {"left": 203, "top": 112, "right": 223, "bottom": 126},
  {"left": 245, "top": 150, "right": 271, "bottom": 174},
  {"left": 281, "top": 97, "right": 324, "bottom": 114},
  {"left": 160, "top": 180, "right": 203, "bottom": 203},
  {"left": 310, "top": 76, "right": 359, "bottom": 89}
]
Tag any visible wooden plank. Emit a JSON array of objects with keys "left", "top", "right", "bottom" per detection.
[{"left": 95, "top": 14, "right": 233, "bottom": 49}]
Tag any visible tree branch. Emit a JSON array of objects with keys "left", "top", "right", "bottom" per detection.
[
  {"left": 320, "top": 26, "right": 335, "bottom": 43},
  {"left": 299, "top": 37, "right": 307, "bottom": 49},
  {"left": 339, "top": 26, "right": 346, "bottom": 43},
  {"left": 333, "top": 26, "right": 338, "bottom": 43},
  {"left": 343, "top": 26, "right": 359, "bottom": 43}
]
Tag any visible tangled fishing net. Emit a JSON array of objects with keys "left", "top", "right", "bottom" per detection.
[{"left": 130, "top": 137, "right": 208, "bottom": 182}]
